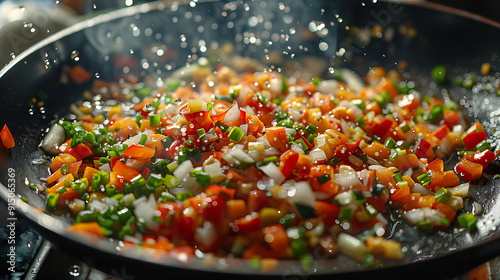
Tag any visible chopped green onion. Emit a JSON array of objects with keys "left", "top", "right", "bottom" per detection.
[
  {"left": 417, "top": 173, "right": 431, "bottom": 186},
  {"left": 295, "top": 138, "right": 308, "bottom": 151},
  {"left": 60, "top": 163, "right": 69, "bottom": 175},
  {"left": 139, "top": 133, "right": 148, "bottom": 145},
  {"left": 355, "top": 114, "right": 367, "bottom": 127},
  {"left": 149, "top": 114, "right": 161, "bottom": 127},
  {"left": 440, "top": 217, "right": 450, "bottom": 227},
  {"left": 476, "top": 140, "right": 490, "bottom": 152},
  {"left": 277, "top": 119, "right": 294, "bottom": 128},
  {"left": 416, "top": 220, "right": 432, "bottom": 230},
  {"left": 305, "top": 124, "right": 318, "bottom": 134},
  {"left": 365, "top": 204, "right": 378, "bottom": 217},
  {"left": 99, "top": 157, "right": 111, "bottom": 164},
  {"left": 393, "top": 173, "right": 403, "bottom": 183},
  {"left": 317, "top": 174, "right": 331, "bottom": 184},
  {"left": 282, "top": 76, "right": 289, "bottom": 93},
  {"left": 385, "top": 137, "right": 396, "bottom": 149},
  {"left": 215, "top": 121, "right": 229, "bottom": 133},
  {"left": 197, "top": 128, "right": 206, "bottom": 137},
  {"left": 457, "top": 213, "right": 477, "bottom": 231},
  {"left": 400, "top": 122, "right": 410, "bottom": 133},
  {"left": 105, "top": 184, "right": 117, "bottom": 196},
  {"left": 435, "top": 188, "right": 452, "bottom": 203},
  {"left": 228, "top": 126, "right": 245, "bottom": 142},
  {"left": 290, "top": 238, "right": 307, "bottom": 258},
  {"left": 427, "top": 104, "right": 443, "bottom": 124},
  {"left": 338, "top": 207, "right": 353, "bottom": 221},
  {"left": 46, "top": 193, "right": 59, "bottom": 209}
]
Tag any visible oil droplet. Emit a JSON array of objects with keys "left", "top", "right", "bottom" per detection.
[
  {"left": 70, "top": 50, "right": 80, "bottom": 61},
  {"left": 68, "top": 264, "right": 81, "bottom": 277}
]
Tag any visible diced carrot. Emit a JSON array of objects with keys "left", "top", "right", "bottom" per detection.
[
  {"left": 67, "top": 65, "right": 92, "bottom": 84},
  {"left": 109, "top": 172, "right": 125, "bottom": 192},
  {"left": 265, "top": 126, "right": 290, "bottom": 153},
  {"left": 262, "top": 224, "right": 289, "bottom": 257},
  {"left": 226, "top": 199, "right": 247, "bottom": 221},
  {"left": 82, "top": 166, "right": 100, "bottom": 184},
  {"left": 242, "top": 241, "right": 276, "bottom": 259},
  {"left": 362, "top": 141, "right": 391, "bottom": 161},
  {"left": 0, "top": 124, "right": 15, "bottom": 149},
  {"left": 46, "top": 169, "right": 62, "bottom": 185},
  {"left": 67, "top": 222, "right": 104, "bottom": 237}
]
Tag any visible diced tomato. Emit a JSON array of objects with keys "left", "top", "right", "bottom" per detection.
[
  {"left": 176, "top": 216, "right": 196, "bottom": 240},
  {"left": 279, "top": 149, "right": 299, "bottom": 178},
  {"left": 455, "top": 159, "right": 483, "bottom": 181},
  {"left": 0, "top": 124, "right": 15, "bottom": 149},
  {"left": 67, "top": 222, "right": 104, "bottom": 236}
]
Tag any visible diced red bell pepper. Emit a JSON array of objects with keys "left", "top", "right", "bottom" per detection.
[
  {"left": 433, "top": 124, "right": 451, "bottom": 140},
  {"left": 314, "top": 201, "right": 340, "bottom": 228},
  {"left": 392, "top": 153, "right": 420, "bottom": 172},
  {"left": 426, "top": 158, "right": 444, "bottom": 174},
  {"left": 455, "top": 158, "right": 483, "bottom": 181},
  {"left": 462, "top": 122, "right": 487, "bottom": 149},
  {"left": 464, "top": 149, "right": 497, "bottom": 169},
  {"left": 247, "top": 190, "right": 268, "bottom": 213},
  {"left": 232, "top": 213, "right": 261, "bottom": 234},
  {"left": 0, "top": 124, "right": 15, "bottom": 149},
  {"left": 205, "top": 184, "right": 236, "bottom": 200},
  {"left": 415, "top": 139, "right": 436, "bottom": 161},
  {"left": 176, "top": 215, "right": 195, "bottom": 240},
  {"left": 204, "top": 196, "right": 225, "bottom": 225},
  {"left": 67, "top": 143, "right": 94, "bottom": 161},
  {"left": 390, "top": 186, "right": 411, "bottom": 201}
]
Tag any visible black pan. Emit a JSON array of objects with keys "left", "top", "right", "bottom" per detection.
[{"left": 1, "top": 1, "right": 500, "bottom": 279}]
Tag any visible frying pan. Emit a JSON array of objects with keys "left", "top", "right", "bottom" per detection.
[{"left": 1, "top": 0, "right": 500, "bottom": 279}]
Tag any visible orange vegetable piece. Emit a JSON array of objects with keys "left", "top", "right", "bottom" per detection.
[
  {"left": 0, "top": 124, "right": 15, "bottom": 149},
  {"left": 67, "top": 65, "right": 92, "bottom": 84},
  {"left": 67, "top": 222, "right": 104, "bottom": 237}
]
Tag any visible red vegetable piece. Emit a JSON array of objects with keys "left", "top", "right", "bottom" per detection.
[
  {"left": 247, "top": 190, "right": 268, "bottom": 213},
  {"left": 455, "top": 158, "right": 483, "bottom": 181},
  {"left": 111, "top": 160, "right": 141, "bottom": 182},
  {"left": 67, "top": 143, "right": 94, "bottom": 161},
  {"left": 314, "top": 201, "right": 340, "bottom": 228},
  {"left": 123, "top": 145, "right": 156, "bottom": 160},
  {"left": 232, "top": 213, "right": 261, "bottom": 234},
  {"left": 464, "top": 150, "right": 497, "bottom": 169},
  {"left": 0, "top": 124, "right": 15, "bottom": 149},
  {"left": 462, "top": 122, "right": 487, "bottom": 149}
]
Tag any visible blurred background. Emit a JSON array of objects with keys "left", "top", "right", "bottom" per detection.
[{"left": 0, "top": 0, "right": 498, "bottom": 68}]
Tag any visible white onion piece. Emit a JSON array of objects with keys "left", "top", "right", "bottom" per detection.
[
  {"left": 291, "top": 144, "right": 305, "bottom": 154},
  {"left": 288, "top": 109, "right": 304, "bottom": 122},
  {"left": 98, "top": 163, "right": 111, "bottom": 173},
  {"left": 174, "top": 160, "right": 193, "bottom": 180},
  {"left": 308, "top": 148, "right": 327, "bottom": 163},
  {"left": 333, "top": 170, "right": 362, "bottom": 189},
  {"left": 337, "top": 233, "right": 367, "bottom": 261},
  {"left": 159, "top": 103, "right": 176, "bottom": 116},
  {"left": 270, "top": 77, "right": 282, "bottom": 94},
  {"left": 244, "top": 105, "right": 256, "bottom": 116},
  {"left": 262, "top": 147, "right": 280, "bottom": 157},
  {"left": 338, "top": 69, "right": 365, "bottom": 92},
  {"left": 286, "top": 181, "right": 315, "bottom": 208},
  {"left": 411, "top": 183, "right": 434, "bottom": 196},
  {"left": 403, "top": 209, "right": 425, "bottom": 225},
  {"left": 223, "top": 103, "right": 240, "bottom": 123},
  {"left": 133, "top": 194, "right": 159, "bottom": 231},
  {"left": 222, "top": 149, "right": 255, "bottom": 165},
  {"left": 204, "top": 162, "right": 225, "bottom": 183},
  {"left": 448, "top": 183, "right": 470, "bottom": 198},
  {"left": 40, "top": 123, "right": 66, "bottom": 155},
  {"left": 317, "top": 79, "right": 338, "bottom": 95},
  {"left": 102, "top": 197, "right": 119, "bottom": 207},
  {"left": 257, "top": 163, "right": 285, "bottom": 185},
  {"left": 88, "top": 200, "right": 108, "bottom": 213},
  {"left": 240, "top": 124, "right": 248, "bottom": 136},
  {"left": 285, "top": 128, "right": 296, "bottom": 137},
  {"left": 256, "top": 136, "right": 272, "bottom": 148},
  {"left": 195, "top": 221, "right": 218, "bottom": 249}
]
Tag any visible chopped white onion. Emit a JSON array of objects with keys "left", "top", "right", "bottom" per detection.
[
  {"left": 291, "top": 144, "right": 305, "bottom": 154},
  {"left": 308, "top": 148, "right": 327, "bottom": 163},
  {"left": 195, "top": 221, "right": 218, "bottom": 249},
  {"left": 270, "top": 77, "right": 283, "bottom": 94},
  {"left": 223, "top": 103, "right": 240, "bottom": 123},
  {"left": 317, "top": 79, "right": 338, "bottom": 95},
  {"left": 174, "top": 160, "right": 194, "bottom": 180},
  {"left": 257, "top": 163, "right": 285, "bottom": 185},
  {"left": 40, "top": 123, "right": 65, "bottom": 155},
  {"left": 337, "top": 233, "right": 367, "bottom": 261},
  {"left": 98, "top": 163, "right": 111, "bottom": 173},
  {"left": 448, "top": 183, "right": 470, "bottom": 198},
  {"left": 333, "top": 169, "right": 362, "bottom": 189},
  {"left": 411, "top": 183, "right": 434, "bottom": 196},
  {"left": 133, "top": 195, "right": 159, "bottom": 231},
  {"left": 286, "top": 181, "right": 315, "bottom": 208},
  {"left": 204, "top": 162, "right": 225, "bottom": 183}
]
